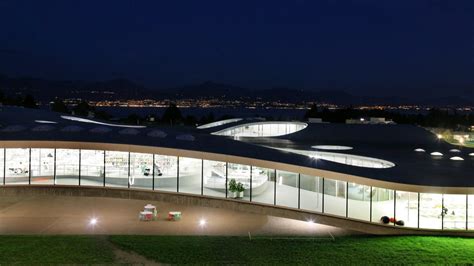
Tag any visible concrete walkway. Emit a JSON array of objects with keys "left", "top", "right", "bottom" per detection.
[{"left": 0, "top": 195, "right": 355, "bottom": 236}]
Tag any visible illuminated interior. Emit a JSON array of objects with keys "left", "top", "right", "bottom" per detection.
[{"left": 212, "top": 122, "right": 308, "bottom": 137}]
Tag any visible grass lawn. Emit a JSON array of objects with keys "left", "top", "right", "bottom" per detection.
[
  {"left": 0, "top": 235, "right": 473, "bottom": 264},
  {"left": 109, "top": 235, "right": 474, "bottom": 265},
  {"left": 0, "top": 236, "right": 115, "bottom": 264}
]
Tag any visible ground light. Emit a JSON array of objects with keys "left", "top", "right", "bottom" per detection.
[
  {"left": 437, "top": 134, "right": 443, "bottom": 139},
  {"left": 199, "top": 219, "right": 207, "bottom": 227},
  {"left": 89, "top": 218, "right": 98, "bottom": 226}
]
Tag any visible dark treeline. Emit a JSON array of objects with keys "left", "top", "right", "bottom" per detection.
[{"left": 304, "top": 104, "right": 474, "bottom": 130}]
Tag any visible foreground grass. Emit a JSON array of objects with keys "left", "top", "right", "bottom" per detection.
[
  {"left": 109, "top": 235, "right": 474, "bottom": 265},
  {"left": 0, "top": 236, "right": 115, "bottom": 264},
  {"left": 0, "top": 235, "right": 472, "bottom": 264}
]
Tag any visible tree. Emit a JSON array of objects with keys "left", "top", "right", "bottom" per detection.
[
  {"left": 304, "top": 104, "right": 319, "bottom": 119},
  {"left": 161, "top": 103, "right": 182, "bottom": 125},
  {"left": 50, "top": 98, "right": 68, "bottom": 113},
  {"left": 22, "top": 94, "right": 38, "bottom": 109},
  {"left": 73, "top": 100, "right": 92, "bottom": 116}
]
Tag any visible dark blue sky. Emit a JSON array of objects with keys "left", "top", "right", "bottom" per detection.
[{"left": 0, "top": 0, "right": 473, "bottom": 96}]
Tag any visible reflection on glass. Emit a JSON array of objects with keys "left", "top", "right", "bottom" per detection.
[
  {"left": 129, "top": 152, "right": 153, "bottom": 190},
  {"left": 419, "top": 193, "right": 442, "bottom": 229},
  {"left": 395, "top": 191, "right": 418, "bottom": 228},
  {"left": 203, "top": 160, "right": 226, "bottom": 198},
  {"left": 179, "top": 157, "right": 201, "bottom": 195},
  {"left": 443, "top": 194, "right": 466, "bottom": 230},
  {"left": 347, "top": 182, "right": 370, "bottom": 221},
  {"left": 30, "top": 148, "right": 55, "bottom": 185},
  {"left": 154, "top": 154, "right": 177, "bottom": 192},
  {"left": 323, "top": 179, "right": 346, "bottom": 216},
  {"left": 371, "top": 187, "right": 394, "bottom": 223},
  {"left": 5, "top": 148, "right": 29, "bottom": 185},
  {"left": 250, "top": 167, "right": 275, "bottom": 205},
  {"left": 300, "top": 174, "right": 323, "bottom": 212},
  {"left": 80, "top": 149, "right": 104, "bottom": 186},
  {"left": 56, "top": 149, "right": 79, "bottom": 185}
]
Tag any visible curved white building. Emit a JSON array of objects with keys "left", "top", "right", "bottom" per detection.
[{"left": 1, "top": 107, "right": 474, "bottom": 233}]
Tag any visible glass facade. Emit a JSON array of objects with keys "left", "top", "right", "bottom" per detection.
[
  {"left": 2, "top": 146, "right": 474, "bottom": 231},
  {"left": 203, "top": 160, "right": 226, "bottom": 198},
  {"left": 178, "top": 157, "right": 201, "bottom": 194},
  {"left": 347, "top": 182, "right": 370, "bottom": 221}
]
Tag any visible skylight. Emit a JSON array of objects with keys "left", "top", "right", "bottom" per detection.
[{"left": 61, "top": 115, "right": 146, "bottom": 128}]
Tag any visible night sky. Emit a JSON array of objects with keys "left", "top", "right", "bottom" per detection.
[{"left": 0, "top": 0, "right": 473, "bottom": 96}]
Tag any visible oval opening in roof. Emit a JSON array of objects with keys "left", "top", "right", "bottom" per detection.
[{"left": 312, "top": 145, "right": 353, "bottom": 151}]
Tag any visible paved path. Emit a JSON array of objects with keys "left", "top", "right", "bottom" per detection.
[{"left": 0, "top": 195, "right": 357, "bottom": 236}]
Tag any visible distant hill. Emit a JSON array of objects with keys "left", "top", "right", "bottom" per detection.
[
  {"left": 0, "top": 74, "right": 472, "bottom": 106},
  {"left": 0, "top": 75, "right": 155, "bottom": 101}
]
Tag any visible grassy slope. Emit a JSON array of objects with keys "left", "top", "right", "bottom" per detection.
[
  {"left": 0, "top": 236, "right": 115, "bottom": 264},
  {"left": 109, "top": 235, "right": 474, "bottom": 265}
]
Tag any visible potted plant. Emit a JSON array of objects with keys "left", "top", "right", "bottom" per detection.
[
  {"left": 236, "top": 182, "right": 245, "bottom": 198},
  {"left": 228, "top": 179, "right": 238, "bottom": 198}
]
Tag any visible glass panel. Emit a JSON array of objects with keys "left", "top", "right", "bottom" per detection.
[
  {"left": 5, "top": 148, "right": 29, "bottom": 185},
  {"left": 250, "top": 167, "right": 275, "bottom": 205},
  {"left": 443, "top": 194, "right": 466, "bottom": 230},
  {"left": 347, "top": 182, "right": 370, "bottom": 221},
  {"left": 178, "top": 157, "right": 202, "bottom": 195},
  {"left": 371, "top": 187, "right": 394, "bottom": 224},
  {"left": 395, "top": 191, "right": 418, "bottom": 228},
  {"left": 323, "top": 179, "right": 346, "bottom": 216},
  {"left": 30, "top": 148, "right": 55, "bottom": 185},
  {"left": 228, "top": 163, "right": 251, "bottom": 201},
  {"left": 203, "top": 160, "right": 226, "bottom": 198},
  {"left": 129, "top": 152, "right": 153, "bottom": 190},
  {"left": 276, "top": 170, "right": 298, "bottom": 208},
  {"left": 469, "top": 195, "right": 474, "bottom": 230},
  {"left": 105, "top": 151, "right": 129, "bottom": 188},
  {"left": 56, "top": 149, "right": 79, "bottom": 185},
  {"left": 300, "top": 174, "right": 323, "bottom": 212},
  {"left": 80, "top": 149, "right": 104, "bottom": 186},
  {"left": 154, "top": 154, "right": 177, "bottom": 192},
  {"left": 419, "top": 193, "right": 442, "bottom": 229},
  {"left": 0, "top": 149, "right": 3, "bottom": 184}
]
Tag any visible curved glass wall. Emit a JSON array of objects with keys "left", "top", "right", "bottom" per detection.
[
  {"left": 197, "top": 118, "right": 243, "bottom": 129},
  {"left": 31, "top": 148, "right": 55, "bottom": 185},
  {"left": 2, "top": 146, "right": 474, "bottom": 231},
  {"left": 56, "top": 149, "right": 79, "bottom": 185},
  {"left": 129, "top": 152, "right": 153, "bottom": 190},
  {"left": 179, "top": 157, "right": 201, "bottom": 194},
  {"left": 203, "top": 160, "right": 226, "bottom": 198},
  {"left": 212, "top": 122, "right": 308, "bottom": 137},
  {"left": 154, "top": 155, "right": 177, "bottom": 192}
]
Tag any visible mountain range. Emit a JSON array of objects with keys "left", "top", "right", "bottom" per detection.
[{"left": 0, "top": 74, "right": 472, "bottom": 106}]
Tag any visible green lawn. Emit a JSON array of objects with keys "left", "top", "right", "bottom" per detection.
[
  {"left": 109, "top": 235, "right": 474, "bottom": 265},
  {"left": 0, "top": 235, "right": 473, "bottom": 264},
  {"left": 0, "top": 236, "right": 115, "bottom": 264}
]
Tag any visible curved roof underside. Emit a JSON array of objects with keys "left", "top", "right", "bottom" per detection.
[{"left": 1, "top": 106, "right": 474, "bottom": 188}]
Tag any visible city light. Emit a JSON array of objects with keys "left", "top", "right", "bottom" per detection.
[
  {"left": 437, "top": 134, "right": 443, "bottom": 139},
  {"left": 199, "top": 219, "right": 207, "bottom": 227}
]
